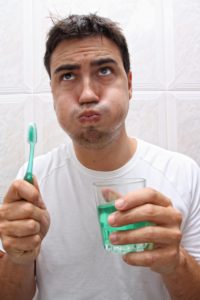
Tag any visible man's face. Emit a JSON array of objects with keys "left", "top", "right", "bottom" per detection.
[{"left": 50, "top": 36, "right": 132, "bottom": 149}]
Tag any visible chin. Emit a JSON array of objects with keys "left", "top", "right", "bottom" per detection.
[{"left": 72, "top": 129, "right": 120, "bottom": 150}]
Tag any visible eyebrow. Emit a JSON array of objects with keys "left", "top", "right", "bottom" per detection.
[
  {"left": 53, "top": 58, "right": 117, "bottom": 75},
  {"left": 54, "top": 64, "right": 80, "bottom": 75},
  {"left": 90, "top": 58, "right": 117, "bottom": 67}
]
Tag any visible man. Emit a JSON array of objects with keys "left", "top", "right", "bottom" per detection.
[{"left": 0, "top": 14, "right": 200, "bottom": 300}]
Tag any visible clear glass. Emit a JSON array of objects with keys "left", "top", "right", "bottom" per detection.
[{"left": 93, "top": 178, "right": 154, "bottom": 254}]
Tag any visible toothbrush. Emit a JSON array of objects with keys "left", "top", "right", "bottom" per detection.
[{"left": 24, "top": 123, "right": 37, "bottom": 184}]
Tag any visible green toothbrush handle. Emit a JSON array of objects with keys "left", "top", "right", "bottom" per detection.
[
  {"left": 24, "top": 172, "right": 33, "bottom": 184},
  {"left": 24, "top": 143, "right": 34, "bottom": 184}
]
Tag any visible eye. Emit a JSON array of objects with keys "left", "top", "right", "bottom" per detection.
[
  {"left": 99, "top": 67, "right": 112, "bottom": 76},
  {"left": 62, "top": 73, "right": 76, "bottom": 81}
]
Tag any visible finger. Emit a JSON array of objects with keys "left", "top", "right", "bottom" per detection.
[
  {"left": 0, "top": 201, "right": 46, "bottom": 223},
  {"left": 3, "top": 179, "right": 44, "bottom": 208},
  {"left": 0, "top": 251, "right": 4, "bottom": 258},
  {"left": 122, "top": 246, "right": 180, "bottom": 274},
  {"left": 32, "top": 176, "right": 40, "bottom": 190},
  {"left": 115, "top": 188, "right": 172, "bottom": 211},
  {"left": 101, "top": 188, "right": 122, "bottom": 202},
  {"left": 109, "top": 226, "right": 182, "bottom": 246},
  {"left": 32, "top": 176, "right": 46, "bottom": 209},
  {"left": 0, "top": 219, "right": 40, "bottom": 237},
  {"left": 2, "top": 234, "right": 41, "bottom": 252},
  {"left": 108, "top": 204, "right": 182, "bottom": 227}
]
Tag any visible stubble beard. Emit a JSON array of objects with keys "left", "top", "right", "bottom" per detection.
[{"left": 69, "top": 125, "right": 122, "bottom": 150}]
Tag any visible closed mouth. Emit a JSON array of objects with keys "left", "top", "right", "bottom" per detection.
[{"left": 78, "top": 110, "right": 101, "bottom": 123}]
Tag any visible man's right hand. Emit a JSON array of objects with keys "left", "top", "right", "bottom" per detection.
[{"left": 0, "top": 178, "right": 50, "bottom": 265}]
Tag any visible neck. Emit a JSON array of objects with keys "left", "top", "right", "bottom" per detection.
[{"left": 73, "top": 132, "right": 137, "bottom": 171}]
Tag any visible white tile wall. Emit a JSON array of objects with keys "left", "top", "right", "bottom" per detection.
[
  {"left": 0, "top": 0, "right": 200, "bottom": 198},
  {"left": 33, "top": 94, "right": 70, "bottom": 154},
  {"left": 126, "top": 92, "right": 167, "bottom": 147}
]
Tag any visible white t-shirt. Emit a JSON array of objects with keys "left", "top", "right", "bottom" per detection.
[{"left": 1, "top": 139, "right": 200, "bottom": 300}]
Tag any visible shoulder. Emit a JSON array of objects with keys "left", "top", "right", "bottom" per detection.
[
  {"left": 138, "top": 139, "right": 199, "bottom": 171},
  {"left": 137, "top": 139, "right": 200, "bottom": 195}
]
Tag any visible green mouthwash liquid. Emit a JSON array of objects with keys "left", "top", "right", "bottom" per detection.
[{"left": 97, "top": 202, "right": 154, "bottom": 254}]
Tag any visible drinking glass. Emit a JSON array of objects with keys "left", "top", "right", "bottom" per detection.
[{"left": 93, "top": 178, "right": 154, "bottom": 254}]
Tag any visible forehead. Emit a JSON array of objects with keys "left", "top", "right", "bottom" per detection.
[{"left": 50, "top": 36, "right": 123, "bottom": 70}]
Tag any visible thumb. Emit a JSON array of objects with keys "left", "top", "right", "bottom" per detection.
[
  {"left": 102, "top": 188, "right": 122, "bottom": 203},
  {"left": 32, "top": 176, "right": 46, "bottom": 209}
]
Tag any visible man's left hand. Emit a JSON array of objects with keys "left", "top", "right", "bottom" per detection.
[{"left": 108, "top": 187, "right": 183, "bottom": 275}]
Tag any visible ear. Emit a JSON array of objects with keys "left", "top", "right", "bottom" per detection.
[{"left": 127, "top": 71, "right": 132, "bottom": 100}]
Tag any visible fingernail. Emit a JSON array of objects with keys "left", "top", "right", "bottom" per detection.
[
  {"left": 38, "top": 196, "right": 46, "bottom": 209},
  {"left": 115, "top": 198, "right": 125, "bottom": 209},
  {"left": 108, "top": 213, "right": 116, "bottom": 225},
  {"left": 109, "top": 232, "right": 118, "bottom": 243}
]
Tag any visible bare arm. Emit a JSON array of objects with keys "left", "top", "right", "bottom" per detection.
[
  {"left": 0, "top": 252, "right": 35, "bottom": 300},
  {"left": 0, "top": 179, "right": 50, "bottom": 300},
  {"left": 162, "top": 248, "right": 200, "bottom": 300}
]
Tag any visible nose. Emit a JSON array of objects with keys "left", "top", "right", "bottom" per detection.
[{"left": 78, "top": 77, "right": 100, "bottom": 105}]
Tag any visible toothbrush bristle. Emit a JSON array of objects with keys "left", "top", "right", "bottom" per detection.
[{"left": 27, "top": 123, "right": 37, "bottom": 143}]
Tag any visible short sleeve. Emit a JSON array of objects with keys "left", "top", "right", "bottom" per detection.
[{"left": 181, "top": 160, "right": 200, "bottom": 262}]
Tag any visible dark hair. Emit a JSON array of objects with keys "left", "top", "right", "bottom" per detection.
[{"left": 44, "top": 14, "right": 130, "bottom": 77}]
